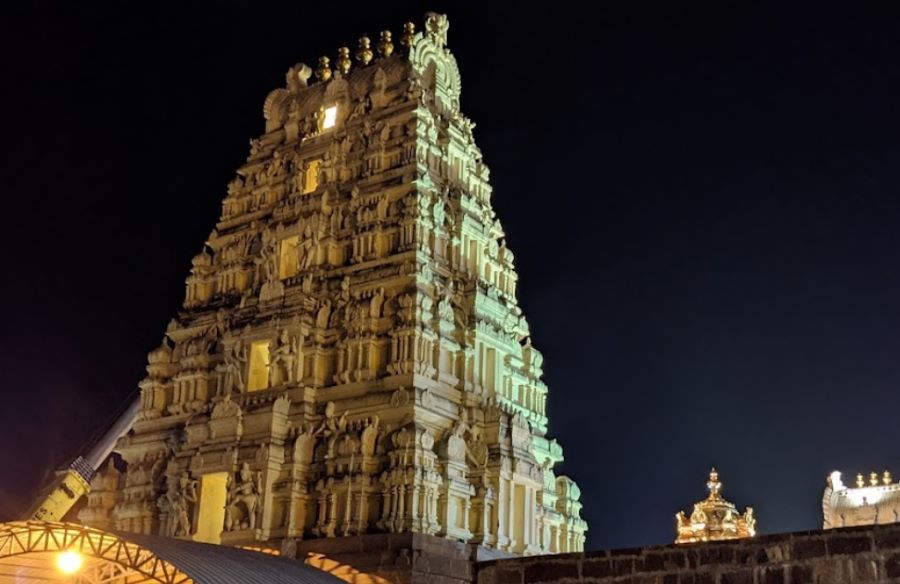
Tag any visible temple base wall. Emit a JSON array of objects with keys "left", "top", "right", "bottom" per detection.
[
  {"left": 293, "top": 533, "right": 513, "bottom": 584},
  {"left": 477, "top": 524, "right": 900, "bottom": 584}
]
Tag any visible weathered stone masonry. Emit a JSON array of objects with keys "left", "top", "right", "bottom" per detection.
[{"left": 477, "top": 524, "right": 900, "bottom": 584}]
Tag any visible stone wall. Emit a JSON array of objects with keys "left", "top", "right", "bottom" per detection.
[
  {"left": 295, "top": 532, "right": 511, "bottom": 584},
  {"left": 477, "top": 524, "right": 900, "bottom": 584}
]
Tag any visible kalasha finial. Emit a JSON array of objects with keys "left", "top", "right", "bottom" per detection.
[
  {"left": 884, "top": 470, "right": 893, "bottom": 485},
  {"left": 401, "top": 22, "right": 416, "bottom": 50},
  {"left": 707, "top": 468, "right": 722, "bottom": 498},
  {"left": 356, "top": 36, "right": 373, "bottom": 65},
  {"left": 378, "top": 30, "right": 394, "bottom": 58},
  {"left": 336, "top": 47, "right": 352, "bottom": 75},
  {"left": 856, "top": 473, "right": 865, "bottom": 488},
  {"left": 315, "top": 56, "right": 332, "bottom": 82},
  {"left": 870, "top": 472, "right": 879, "bottom": 486}
]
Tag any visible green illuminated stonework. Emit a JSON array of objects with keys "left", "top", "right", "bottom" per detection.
[{"left": 78, "top": 13, "right": 586, "bottom": 558}]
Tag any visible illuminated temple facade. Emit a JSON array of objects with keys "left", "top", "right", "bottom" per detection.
[
  {"left": 77, "top": 13, "right": 586, "bottom": 560},
  {"left": 823, "top": 470, "right": 900, "bottom": 528}
]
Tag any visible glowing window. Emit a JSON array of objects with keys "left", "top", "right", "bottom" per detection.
[
  {"left": 303, "top": 159, "right": 320, "bottom": 194},
  {"left": 278, "top": 235, "right": 300, "bottom": 279},
  {"left": 322, "top": 105, "right": 338, "bottom": 129},
  {"left": 247, "top": 341, "right": 270, "bottom": 392},
  {"left": 195, "top": 472, "right": 228, "bottom": 544}
]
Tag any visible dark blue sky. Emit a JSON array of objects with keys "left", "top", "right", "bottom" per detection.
[{"left": 1, "top": 1, "right": 899, "bottom": 550}]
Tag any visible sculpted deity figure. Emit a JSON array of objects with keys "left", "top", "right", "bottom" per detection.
[
  {"left": 743, "top": 507, "right": 755, "bottom": 534},
  {"left": 297, "top": 224, "right": 316, "bottom": 270},
  {"left": 360, "top": 415, "right": 380, "bottom": 457},
  {"left": 466, "top": 433, "right": 489, "bottom": 468},
  {"left": 330, "top": 277, "right": 352, "bottom": 328},
  {"left": 222, "top": 344, "right": 247, "bottom": 394},
  {"left": 269, "top": 330, "right": 299, "bottom": 386},
  {"left": 167, "top": 472, "right": 197, "bottom": 537},
  {"left": 227, "top": 177, "right": 244, "bottom": 198},
  {"left": 369, "top": 288, "right": 385, "bottom": 318},
  {"left": 690, "top": 503, "right": 707, "bottom": 526},
  {"left": 314, "top": 401, "right": 348, "bottom": 458},
  {"left": 225, "top": 462, "right": 263, "bottom": 531},
  {"left": 437, "top": 291, "right": 454, "bottom": 322},
  {"left": 316, "top": 299, "right": 332, "bottom": 329},
  {"left": 292, "top": 160, "right": 308, "bottom": 193}
]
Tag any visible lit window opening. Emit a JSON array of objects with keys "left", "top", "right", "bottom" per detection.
[{"left": 322, "top": 105, "right": 338, "bottom": 130}]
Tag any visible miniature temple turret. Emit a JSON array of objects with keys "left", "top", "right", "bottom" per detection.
[
  {"left": 675, "top": 468, "right": 756, "bottom": 544},
  {"left": 823, "top": 470, "right": 900, "bottom": 528},
  {"left": 78, "top": 12, "right": 586, "bottom": 559}
]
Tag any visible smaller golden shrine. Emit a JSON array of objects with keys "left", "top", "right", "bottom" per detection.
[{"left": 675, "top": 468, "right": 756, "bottom": 544}]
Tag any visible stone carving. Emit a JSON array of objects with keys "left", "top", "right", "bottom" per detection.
[
  {"left": 225, "top": 462, "right": 263, "bottom": 532},
  {"left": 101, "top": 12, "right": 585, "bottom": 556},
  {"left": 675, "top": 469, "right": 755, "bottom": 544},
  {"left": 269, "top": 329, "right": 299, "bottom": 386},
  {"left": 221, "top": 344, "right": 246, "bottom": 394},
  {"left": 166, "top": 472, "right": 198, "bottom": 538}
]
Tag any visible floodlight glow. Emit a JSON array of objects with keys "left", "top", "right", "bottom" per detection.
[
  {"left": 56, "top": 550, "right": 83, "bottom": 574},
  {"left": 322, "top": 106, "right": 338, "bottom": 129}
]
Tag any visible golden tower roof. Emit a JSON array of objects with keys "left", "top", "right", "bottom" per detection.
[{"left": 675, "top": 468, "right": 756, "bottom": 544}]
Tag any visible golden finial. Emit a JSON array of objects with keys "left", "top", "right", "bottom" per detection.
[
  {"left": 315, "top": 56, "right": 332, "bottom": 82},
  {"left": 706, "top": 468, "right": 722, "bottom": 499},
  {"left": 856, "top": 473, "right": 865, "bottom": 488},
  {"left": 884, "top": 470, "right": 893, "bottom": 485},
  {"left": 356, "top": 36, "right": 373, "bottom": 65},
  {"left": 378, "top": 30, "right": 394, "bottom": 58},
  {"left": 870, "top": 472, "right": 879, "bottom": 486},
  {"left": 336, "top": 47, "right": 352, "bottom": 75},
  {"left": 400, "top": 22, "right": 416, "bottom": 50}
]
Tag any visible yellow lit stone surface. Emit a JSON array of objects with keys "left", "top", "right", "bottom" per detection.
[
  {"left": 247, "top": 341, "right": 270, "bottom": 392},
  {"left": 675, "top": 469, "right": 756, "bottom": 544},
  {"left": 278, "top": 235, "right": 300, "bottom": 279},
  {"left": 79, "top": 13, "right": 586, "bottom": 556},
  {"left": 303, "top": 159, "right": 320, "bottom": 193},
  {"left": 195, "top": 472, "right": 228, "bottom": 544}
]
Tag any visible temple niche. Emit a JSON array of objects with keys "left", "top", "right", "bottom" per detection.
[{"left": 80, "top": 12, "right": 586, "bottom": 558}]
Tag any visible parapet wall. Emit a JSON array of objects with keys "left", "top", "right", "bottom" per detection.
[{"left": 477, "top": 524, "right": 900, "bottom": 584}]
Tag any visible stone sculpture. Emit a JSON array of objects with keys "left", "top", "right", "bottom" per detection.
[{"left": 83, "top": 13, "right": 586, "bottom": 557}]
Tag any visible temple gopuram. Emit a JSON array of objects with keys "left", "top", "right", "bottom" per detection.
[
  {"left": 823, "top": 470, "right": 900, "bottom": 528},
  {"left": 675, "top": 468, "right": 756, "bottom": 544},
  {"left": 75, "top": 11, "right": 586, "bottom": 576}
]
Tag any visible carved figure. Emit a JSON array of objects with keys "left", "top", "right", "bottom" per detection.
[
  {"left": 316, "top": 299, "right": 332, "bottom": 329},
  {"left": 225, "top": 463, "right": 263, "bottom": 531},
  {"left": 360, "top": 416, "right": 380, "bottom": 457},
  {"left": 167, "top": 472, "right": 197, "bottom": 537},
  {"left": 370, "top": 287, "right": 385, "bottom": 318},
  {"left": 297, "top": 224, "right": 315, "bottom": 270},
  {"left": 269, "top": 330, "right": 298, "bottom": 386},
  {"left": 222, "top": 344, "right": 247, "bottom": 393}
]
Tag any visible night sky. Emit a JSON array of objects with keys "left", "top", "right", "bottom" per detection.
[{"left": 2, "top": 1, "right": 900, "bottom": 550}]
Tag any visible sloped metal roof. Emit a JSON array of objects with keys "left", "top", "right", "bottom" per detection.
[
  {"left": 0, "top": 521, "right": 343, "bottom": 584},
  {"left": 118, "top": 532, "right": 345, "bottom": 584}
]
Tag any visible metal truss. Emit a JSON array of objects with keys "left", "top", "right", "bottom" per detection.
[{"left": 0, "top": 521, "right": 192, "bottom": 583}]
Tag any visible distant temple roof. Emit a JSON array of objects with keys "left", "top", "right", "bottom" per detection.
[
  {"left": 675, "top": 468, "right": 756, "bottom": 544},
  {"left": 0, "top": 521, "right": 342, "bottom": 584},
  {"left": 823, "top": 470, "right": 900, "bottom": 529}
]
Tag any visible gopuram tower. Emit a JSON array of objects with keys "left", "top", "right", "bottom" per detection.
[{"left": 79, "top": 13, "right": 586, "bottom": 579}]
